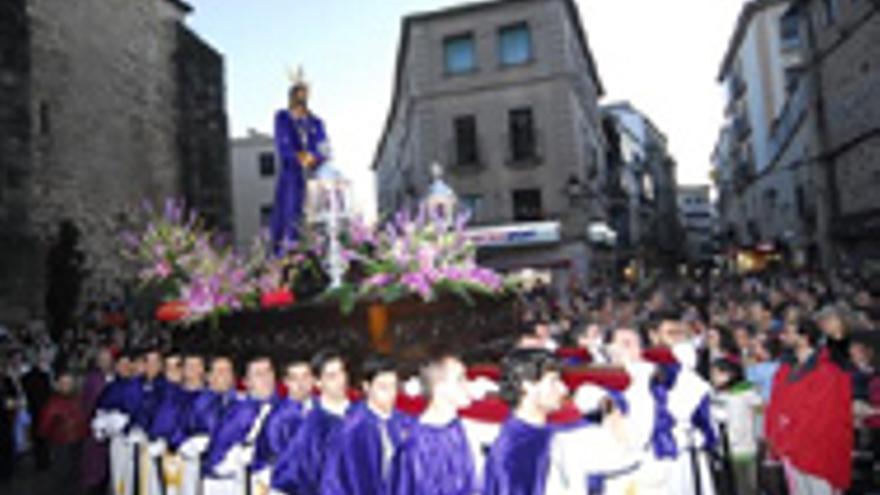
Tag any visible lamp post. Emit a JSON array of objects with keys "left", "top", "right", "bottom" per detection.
[
  {"left": 424, "top": 162, "right": 457, "bottom": 229},
  {"left": 310, "top": 163, "right": 351, "bottom": 289}
]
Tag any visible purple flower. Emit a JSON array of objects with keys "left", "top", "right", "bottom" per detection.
[{"left": 401, "top": 272, "right": 433, "bottom": 300}]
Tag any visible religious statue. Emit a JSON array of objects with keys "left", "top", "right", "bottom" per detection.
[{"left": 270, "top": 66, "right": 331, "bottom": 253}]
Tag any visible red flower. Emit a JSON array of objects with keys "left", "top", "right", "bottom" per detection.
[
  {"left": 156, "top": 300, "right": 189, "bottom": 322},
  {"left": 261, "top": 289, "right": 295, "bottom": 309}
]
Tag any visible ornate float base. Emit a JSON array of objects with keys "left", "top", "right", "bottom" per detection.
[{"left": 172, "top": 294, "right": 519, "bottom": 375}]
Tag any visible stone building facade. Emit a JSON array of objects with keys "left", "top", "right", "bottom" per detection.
[
  {"left": 714, "top": 0, "right": 880, "bottom": 274},
  {"left": 373, "top": 0, "right": 610, "bottom": 288},
  {"left": 793, "top": 0, "right": 880, "bottom": 273},
  {"left": 602, "top": 102, "right": 682, "bottom": 279},
  {"left": 0, "top": 0, "right": 229, "bottom": 323}
]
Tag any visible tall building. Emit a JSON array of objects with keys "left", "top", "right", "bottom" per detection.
[
  {"left": 714, "top": 0, "right": 814, "bottom": 267},
  {"left": 373, "top": 0, "right": 611, "bottom": 289},
  {"left": 787, "top": 0, "right": 880, "bottom": 273},
  {"left": 0, "top": 0, "right": 230, "bottom": 323},
  {"left": 602, "top": 102, "right": 682, "bottom": 279},
  {"left": 677, "top": 185, "right": 717, "bottom": 266},
  {"left": 715, "top": 0, "right": 880, "bottom": 273},
  {"left": 230, "top": 131, "right": 277, "bottom": 251}
]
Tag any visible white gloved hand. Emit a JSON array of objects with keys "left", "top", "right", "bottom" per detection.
[
  {"left": 127, "top": 427, "right": 148, "bottom": 445},
  {"left": 92, "top": 413, "right": 110, "bottom": 440},
  {"left": 467, "top": 377, "right": 499, "bottom": 401},
  {"left": 179, "top": 435, "right": 210, "bottom": 459},
  {"left": 107, "top": 412, "right": 130, "bottom": 436},
  {"left": 148, "top": 439, "right": 167, "bottom": 458},
  {"left": 237, "top": 445, "right": 255, "bottom": 467}
]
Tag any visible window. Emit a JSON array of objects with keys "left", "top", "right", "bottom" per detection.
[
  {"left": 258, "top": 152, "right": 275, "bottom": 177},
  {"left": 512, "top": 189, "right": 543, "bottom": 221},
  {"left": 39, "top": 101, "right": 50, "bottom": 135},
  {"left": 784, "top": 67, "right": 802, "bottom": 93},
  {"left": 460, "top": 194, "right": 483, "bottom": 219},
  {"left": 453, "top": 115, "right": 479, "bottom": 166},
  {"left": 260, "top": 204, "right": 273, "bottom": 227},
  {"left": 498, "top": 23, "right": 532, "bottom": 66},
  {"left": 820, "top": 0, "right": 838, "bottom": 26},
  {"left": 444, "top": 33, "right": 476, "bottom": 74},
  {"left": 780, "top": 11, "right": 801, "bottom": 49},
  {"left": 509, "top": 107, "right": 537, "bottom": 162}
]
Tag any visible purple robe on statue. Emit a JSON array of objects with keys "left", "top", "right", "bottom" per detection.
[
  {"left": 270, "top": 109, "right": 330, "bottom": 252},
  {"left": 483, "top": 417, "right": 554, "bottom": 495},
  {"left": 389, "top": 418, "right": 477, "bottom": 495},
  {"left": 271, "top": 400, "right": 353, "bottom": 495},
  {"left": 320, "top": 404, "right": 414, "bottom": 495},
  {"left": 80, "top": 370, "right": 111, "bottom": 489}
]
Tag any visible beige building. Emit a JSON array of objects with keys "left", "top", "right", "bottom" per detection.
[
  {"left": 230, "top": 131, "right": 277, "bottom": 251},
  {"left": 373, "top": 0, "right": 611, "bottom": 288}
]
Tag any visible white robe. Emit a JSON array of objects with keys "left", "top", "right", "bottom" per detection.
[
  {"left": 547, "top": 423, "right": 641, "bottom": 495},
  {"left": 665, "top": 366, "right": 716, "bottom": 495}
]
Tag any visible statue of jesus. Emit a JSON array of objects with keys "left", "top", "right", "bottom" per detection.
[{"left": 270, "top": 67, "right": 331, "bottom": 253}]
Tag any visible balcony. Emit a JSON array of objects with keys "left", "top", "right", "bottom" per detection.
[
  {"left": 503, "top": 129, "right": 544, "bottom": 168},
  {"left": 733, "top": 114, "right": 751, "bottom": 141}
]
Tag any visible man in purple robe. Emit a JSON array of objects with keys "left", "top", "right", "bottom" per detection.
[
  {"left": 389, "top": 353, "right": 478, "bottom": 495},
  {"left": 175, "top": 355, "right": 237, "bottom": 495},
  {"left": 270, "top": 68, "right": 331, "bottom": 252},
  {"left": 272, "top": 349, "right": 353, "bottom": 495},
  {"left": 253, "top": 356, "right": 315, "bottom": 480},
  {"left": 91, "top": 351, "right": 135, "bottom": 495},
  {"left": 483, "top": 349, "right": 567, "bottom": 495},
  {"left": 148, "top": 353, "right": 205, "bottom": 495},
  {"left": 321, "top": 354, "right": 413, "bottom": 495},
  {"left": 203, "top": 355, "right": 277, "bottom": 495}
]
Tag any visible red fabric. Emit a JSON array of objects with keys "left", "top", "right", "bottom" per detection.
[
  {"left": 562, "top": 367, "right": 631, "bottom": 391},
  {"left": 556, "top": 347, "right": 592, "bottom": 363},
  {"left": 547, "top": 400, "right": 583, "bottom": 424},
  {"left": 38, "top": 394, "right": 88, "bottom": 445},
  {"left": 467, "top": 364, "right": 501, "bottom": 382},
  {"left": 765, "top": 350, "right": 853, "bottom": 489},
  {"left": 642, "top": 347, "right": 677, "bottom": 366},
  {"left": 396, "top": 394, "right": 428, "bottom": 416},
  {"left": 155, "top": 301, "right": 188, "bottom": 322},
  {"left": 260, "top": 289, "right": 295, "bottom": 309},
  {"left": 459, "top": 397, "right": 509, "bottom": 423}
]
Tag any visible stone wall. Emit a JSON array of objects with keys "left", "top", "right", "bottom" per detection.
[
  {"left": 0, "top": 0, "right": 36, "bottom": 321},
  {"left": 0, "top": 0, "right": 229, "bottom": 325}
]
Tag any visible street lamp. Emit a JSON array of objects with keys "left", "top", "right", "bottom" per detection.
[{"left": 310, "top": 162, "right": 351, "bottom": 289}]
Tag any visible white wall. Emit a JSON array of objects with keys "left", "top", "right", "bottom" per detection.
[{"left": 230, "top": 132, "right": 277, "bottom": 251}]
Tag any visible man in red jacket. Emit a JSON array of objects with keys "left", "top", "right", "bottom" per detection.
[
  {"left": 766, "top": 317, "right": 853, "bottom": 494},
  {"left": 39, "top": 369, "right": 89, "bottom": 493}
]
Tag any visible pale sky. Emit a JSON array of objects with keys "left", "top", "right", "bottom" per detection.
[{"left": 186, "top": 0, "right": 747, "bottom": 219}]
